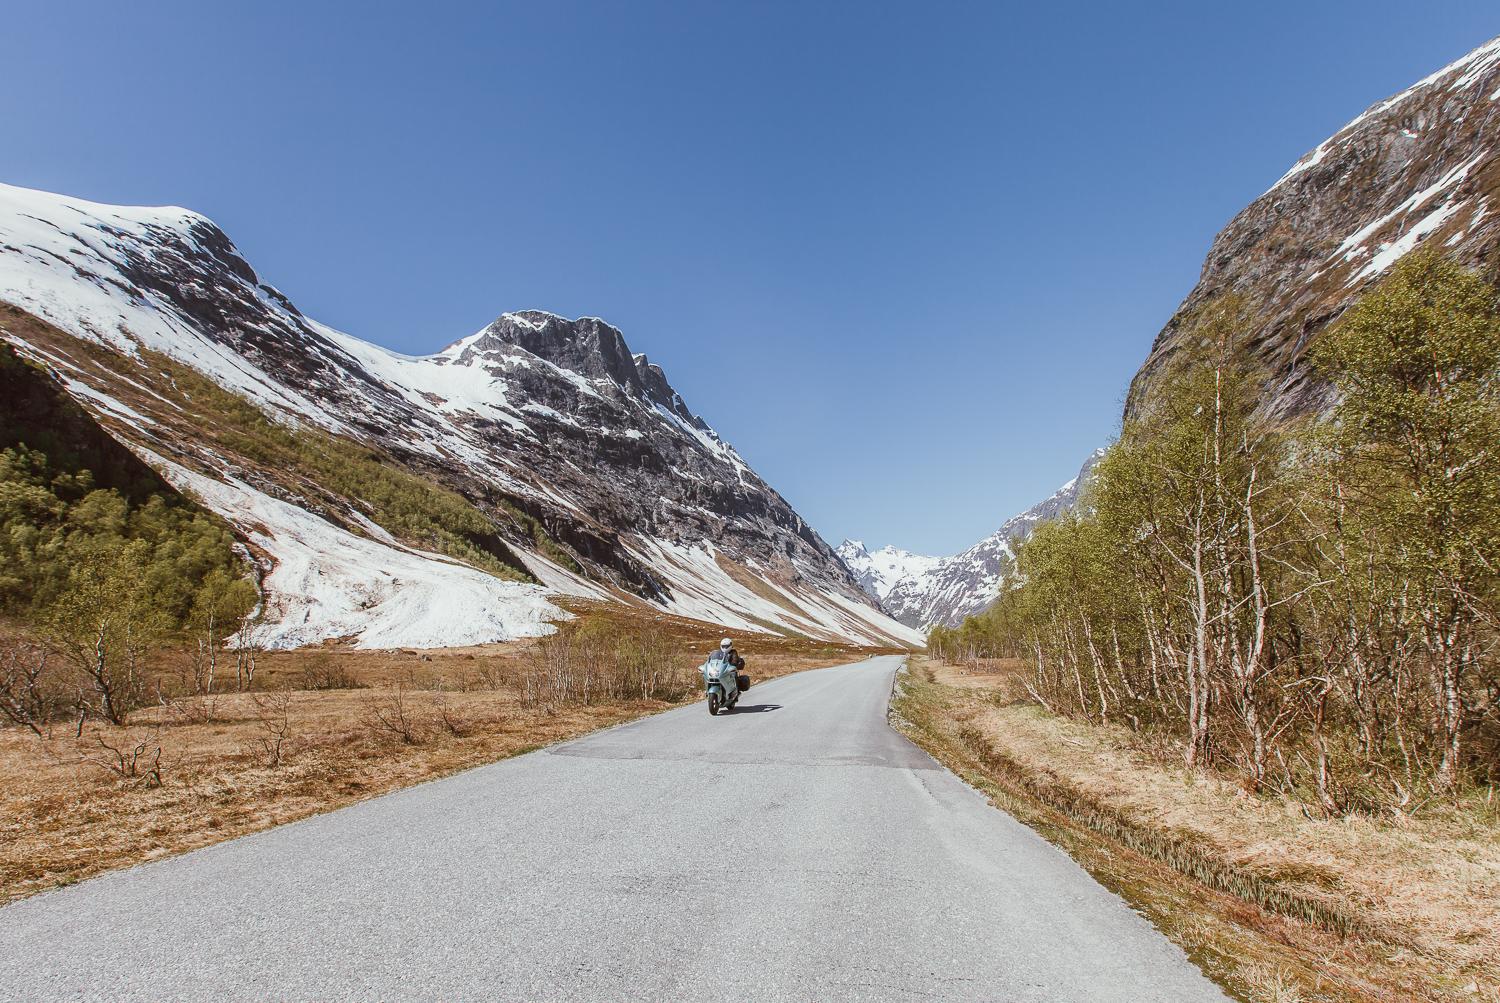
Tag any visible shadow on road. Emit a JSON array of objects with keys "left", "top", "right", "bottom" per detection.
[{"left": 725, "top": 703, "right": 782, "bottom": 714}]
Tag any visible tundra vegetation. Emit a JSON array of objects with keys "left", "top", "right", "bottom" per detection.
[{"left": 932, "top": 251, "right": 1500, "bottom": 810}]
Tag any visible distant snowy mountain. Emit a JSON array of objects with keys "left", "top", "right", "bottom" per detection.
[
  {"left": 0, "top": 182, "right": 921, "bottom": 649},
  {"left": 835, "top": 542, "right": 942, "bottom": 602},
  {"left": 841, "top": 450, "right": 1103, "bottom": 631}
]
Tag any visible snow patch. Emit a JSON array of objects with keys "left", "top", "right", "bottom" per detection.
[
  {"left": 1352, "top": 199, "right": 1467, "bottom": 282},
  {"left": 62, "top": 378, "right": 150, "bottom": 429},
  {"left": 153, "top": 458, "right": 567, "bottom": 650},
  {"left": 626, "top": 538, "right": 920, "bottom": 646},
  {"left": 1333, "top": 154, "right": 1482, "bottom": 264}
]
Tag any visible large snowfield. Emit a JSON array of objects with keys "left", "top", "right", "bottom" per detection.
[{"left": 158, "top": 458, "right": 569, "bottom": 650}]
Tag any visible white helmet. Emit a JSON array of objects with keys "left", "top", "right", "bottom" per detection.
[{"left": 720, "top": 638, "right": 733, "bottom": 650}]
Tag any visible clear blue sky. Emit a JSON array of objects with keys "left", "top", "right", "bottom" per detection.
[{"left": 6, "top": 2, "right": 1498, "bottom": 554}]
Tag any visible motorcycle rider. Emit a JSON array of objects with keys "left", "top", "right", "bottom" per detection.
[
  {"left": 702, "top": 637, "right": 747, "bottom": 714},
  {"left": 713, "top": 637, "right": 745, "bottom": 672}
]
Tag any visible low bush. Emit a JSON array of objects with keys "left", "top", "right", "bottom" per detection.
[
  {"left": 300, "top": 657, "right": 365, "bottom": 691},
  {"left": 520, "top": 620, "right": 697, "bottom": 708}
]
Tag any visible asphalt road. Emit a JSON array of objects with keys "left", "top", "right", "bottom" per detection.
[{"left": 0, "top": 655, "right": 1228, "bottom": 1002}]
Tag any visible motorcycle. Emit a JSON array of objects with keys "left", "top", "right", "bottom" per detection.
[{"left": 700, "top": 655, "right": 750, "bottom": 716}]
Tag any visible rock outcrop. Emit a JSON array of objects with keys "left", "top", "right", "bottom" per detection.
[{"left": 1128, "top": 36, "right": 1500, "bottom": 419}]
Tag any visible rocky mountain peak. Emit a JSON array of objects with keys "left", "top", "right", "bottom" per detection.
[
  {"left": 631, "top": 351, "right": 678, "bottom": 405},
  {"left": 835, "top": 539, "right": 940, "bottom": 606},
  {"left": 476, "top": 311, "right": 642, "bottom": 389},
  {"left": 468, "top": 310, "right": 712, "bottom": 433}
]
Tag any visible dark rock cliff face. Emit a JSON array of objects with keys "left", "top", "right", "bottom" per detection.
[
  {"left": 0, "top": 339, "right": 174, "bottom": 503},
  {"left": 1127, "top": 36, "right": 1500, "bottom": 419}
]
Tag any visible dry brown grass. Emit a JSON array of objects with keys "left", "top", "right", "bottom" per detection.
[
  {"left": 896, "top": 655, "right": 1500, "bottom": 1003},
  {"left": 0, "top": 606, "right": 872, "bottom": 904}
]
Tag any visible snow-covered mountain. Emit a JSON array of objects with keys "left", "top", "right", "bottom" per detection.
[
  {"left": 1129, "top": 35, "right": 1500, "bottom": 419},
  {"left": 836, "top": 543, "right": 942, "bottom": 602},
  {"left": 840, "top": 449, "right": 1103, "bottom": 631},
  {"left": 0, "top": 182, "right": 922, "bottom": 649}
]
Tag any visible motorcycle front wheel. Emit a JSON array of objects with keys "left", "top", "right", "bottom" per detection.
[{"left": 707, "top": 693, "right": 720, "bottom": 716}]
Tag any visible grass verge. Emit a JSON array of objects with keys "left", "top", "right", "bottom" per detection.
[{"left": 890, "top": 656, "right": 1500, "bottom": 1003}]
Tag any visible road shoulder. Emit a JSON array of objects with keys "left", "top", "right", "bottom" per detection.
[{"left": 890, "top": 656, "right": 1494, "bottom": 1003}]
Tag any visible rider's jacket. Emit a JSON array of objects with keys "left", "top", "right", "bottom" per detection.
[{"left": 714, "top": 646, "right": 745, "bottom": 670}]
